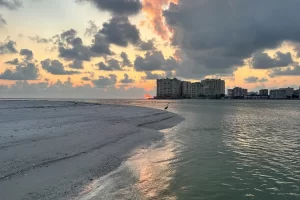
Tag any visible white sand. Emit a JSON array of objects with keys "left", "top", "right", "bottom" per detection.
[{"left": 0, "top": 100, "right": 183, "bottom": 200}]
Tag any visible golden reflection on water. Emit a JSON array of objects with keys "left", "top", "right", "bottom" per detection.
[
  {"left": 130, "top": 134, "right": 177, "bottom": 199},
  {"left": 75, "top": 128, "right": 178, "bottom": 200}
]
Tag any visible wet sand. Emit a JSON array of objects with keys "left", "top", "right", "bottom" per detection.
[{"left": 0, "top": 100, "right": 183, "bottom": 200}]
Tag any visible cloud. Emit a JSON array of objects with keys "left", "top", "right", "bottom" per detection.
[
  {"left": 97, "top": 58, "right": 122, "bottom": 71},
  {"left": 244, "top": 76, "right": 268, "bottom": 83},
  {"left": 120, "top": 52, "right": 132, "bottom": 67},
  {"left": 100, "top": 16, "right": 140, "bottom": 47},
  {"left": 60, "top": 29, "right": 77, "bottom": 44},
  {"left": 269, "top": 64, "right": 300, "bottom": 77},
  {"left": 251, "top": 51, "right": 293, "bottom": 69},
  {"left": 54, "top": 29, "right": 111, "bottom": 61},
  {"left": 85, "top": 20, "right": 99, "bottom": 37},
  {"left": 142, "top": 0, "right": 177, "bottom": 40},
  {"left": 293, "top": 43, "right": 300, "bottom": 58},
  {"left": 5, "top": 58, "right": 19, "bottom": 65},
  {"left": 41, "top": 59, "right": 80, "bottom": 75},
  {"left": 81, "top": 76, "right": 91, "bottom": 81},
  {"left": 90, "top": 33, "right": 112, "bottom": 56},
  {"left": 163, "top": 0, "right": 300, "bottom": 78},
  {"left": 28, "top": 35, "right": 52, "bottom": 43},
  {"left": 134, "top": 51, "right": 179, "bottom": 71},
  {"left": 76, "top": 0, "right": 142, "bottom": 16},
  {"left": 92, "top": 74, "right": 117, "bottom": 88},
  {"left": 69, "top": 60, "right": 84, "bottom": 69},
  {"left": 0, "top": 38, "right": 18, "bottom": 54},
  {"left": 120, "top": 73, "right": 134, "bottom": 84},
  {"left": 20, "top": 48, "right": 33, "bottom": 60},
  {"left": 0, "top": 79, "right": 152, "bottom": 99},
  {"left": 142, "top": 72, "right": 165, "bottom": 80},
  {"left": 259, "top": 77, "right": 268, "bottom": 83},
  {"left": 0, "top": 1, "right": 22, "bottom": 26},
  {"left": 0, "top": 14, "right": 6, "bottom": 26},
  {"left": 0, "top": 0, "right": 22, "bottom": 10},
  {"left": 0, "top": 62, "right": 39, "bottom": 80},
  {"left": 137, "top": 39, "right": 155, "bottom": 51}
]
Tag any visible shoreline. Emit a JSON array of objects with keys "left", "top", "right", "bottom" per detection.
[{"left": 0, "top": 100, "right": 184, "bottom": 200}]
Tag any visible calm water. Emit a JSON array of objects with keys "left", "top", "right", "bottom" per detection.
[{"left": 78, "top": 100, "right": 300, "bottom": 200}]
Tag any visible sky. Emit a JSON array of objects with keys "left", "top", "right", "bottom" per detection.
[{"left": 1, "top": 0, "right": 300, "bottom": 98}]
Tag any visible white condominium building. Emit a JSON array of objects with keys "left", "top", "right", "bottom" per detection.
[
  {"left": 270, "top": 88, "right": 294, "bottom": 99},
  {"left": 156, "top": 78, "right": 226, "bottom": 99},
  {"left": 182, "top": 81, "right": 192, "bottom": 98},
  {"left": 227, "top": 87, "right": 248, "bottom": 98},
  {"left": 201, "top": 79, "right": 225, "bottom": 96},
  {"left": 259, "top": 89, "right": 269, "bottom": 96},
  {"left": 191, "top": 82, "right": 204, "bottom": 98},
  {"left": 157, "top": 78, "right": 182, "bottom": 98}
]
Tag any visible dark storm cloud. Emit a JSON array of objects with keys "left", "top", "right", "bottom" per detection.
[
  {"left": 5, "top": 58, "right": 19, "bottom": 65},
  {"left": 92, "top": 74, "right": 117, "bottom": 88},
  {"left": 244, "top": 76, "right": 268, "bottom": 83},
  {"left": 134, "top": 51, "right": 179, "bottom": 72},
  {"left": 120, "top": 73, "right": 134, "bottom": 84},
  {"left": 58, "top": 46, "right": 90, "bottom": 61},
  {"left": 76, "top": 0, "right": 142, "bottom": 16},
  {"left": 100, "top": 16, "right": 140, "bottom": 47},
  {"left": 55, "top": 29, "right": 112, "bottom": 61},
  {"left": 269, "top": 64, "right": 300, "bottom": 77},
  {"left": 0, "top": 39, "right": 18, "bottom": 54},
  {"left": 20, "top": 49, "right": 33, "bottom": 60},
  {"left": 0, "top": 62, "right": 39, "bottom": 80},
  {"left": 142, "top": 72, "right": 164, "bottom": 80},
  {"left": 90, "top": 33, "right": 112, "bottom": 56},
  {"left": 137, "top": 39, "right": 155, "bottom": 51},
  {"left": 97, "top": 58, "right": 122, "bottom": 71},
  {"left": 60, "top": 29, "right": 77, "bottom": 44},
  {"left": 120, "top": 52, "right": 132, "bottom": 67},
  {"left": 163, "top": 0, "right": 300, "bottom": 78},
  {"left": 0, "top": 0, "right": 22, "bottom": 10},
  {"left": 69, "top": 60, "right": 84, "bottom": 69},
  {"left": 251, "top": 51, "right": 293, "bottom": 69},
  {"left": 41, "top": 59, "right": 80, "bottom": 75}
]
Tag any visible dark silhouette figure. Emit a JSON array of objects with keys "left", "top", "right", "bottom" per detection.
[{"left": 164, "top": 103, "right": 169, "bottom": 110}]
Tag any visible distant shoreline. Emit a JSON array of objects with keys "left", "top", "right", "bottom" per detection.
[{"left": 150, "top": 98, "right": 300, "bottom": 100}]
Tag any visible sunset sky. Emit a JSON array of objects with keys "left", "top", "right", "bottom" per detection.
[{"left": 1, "top": 0, "right": 300, "bottom": 98}]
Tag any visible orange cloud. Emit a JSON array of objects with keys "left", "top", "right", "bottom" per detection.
[{"left": 142, "top": 0, "right": 178, "bottom": 40}]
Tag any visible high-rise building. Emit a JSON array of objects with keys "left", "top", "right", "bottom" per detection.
[
  {"left": 293, "top": 87, "right": 300, "bottom": 98},
  {"left": 156, "top": 78, "right": 226, "bottom": 99},
  {"left": 227, "top": 87, "right": 248, "bottom": 98},
  {"left": 191, "top": 82, "right": 204, "bottom": 99},
  {"left": 259, "top": 89, "right": 269, "bottom": 96},
  {"left": 201, "top": 79, "right": 225, "bottom": 97},
  {"left": 270, "top": 88, "right": 294, "bottom": 99},
  {"left": 248, "top": 91, "right": 258, "bottom": 96},
  {"left": 181, "top": 81, "right": 192, "bottom": 98},
  {"left": 156, "top": 78, "right": 182, "bottom": 98}
]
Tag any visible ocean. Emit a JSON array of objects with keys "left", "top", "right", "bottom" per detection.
[{"left": 78, "top": 100, "right": 300, "bottom": 200}]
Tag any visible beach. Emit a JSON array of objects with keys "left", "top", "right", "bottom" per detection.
[{"left": 0, "top": 100, "right": 183, "bottom": 200}]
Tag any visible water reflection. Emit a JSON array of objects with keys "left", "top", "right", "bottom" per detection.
[
  {"left": 75, "top": 127, "right": 179, "bottom": 200},
  {"left": 76, "top": 100, "right": 300, "bottom": 200}
]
